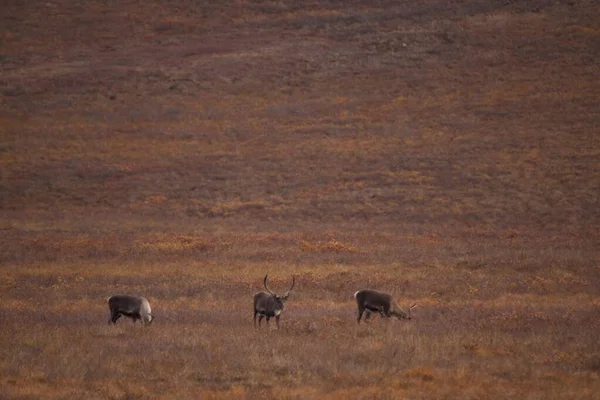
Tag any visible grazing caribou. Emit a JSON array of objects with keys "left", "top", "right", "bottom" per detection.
[
  {"left": 253, "top": 275, "right": 295, "bottom": 328},
  {"left": 354, "top": 289, "right": 416, "bottom": 324},
  {"left": 107, "top": 295, "right": 154, "bottom": 326}
]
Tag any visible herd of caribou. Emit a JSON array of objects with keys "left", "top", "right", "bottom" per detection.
[{"left": 107, "top": 275, "right": 417, "bottom": 328}]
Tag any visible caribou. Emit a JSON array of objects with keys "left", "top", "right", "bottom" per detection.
[
  {"left": 253, "top": 275, "right": 295, "bottom": 328},
  {"left": 107, "top": 295, "right": 154, "bottom": 326},
  {"left": 354, "top": 289, "right": 416, "bottom": 324}
]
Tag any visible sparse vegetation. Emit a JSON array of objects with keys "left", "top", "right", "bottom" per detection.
[{"left": 1, "top": 0, "right": 599, "bottom": 398}]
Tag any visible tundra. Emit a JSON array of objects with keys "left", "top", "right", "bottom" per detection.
[
  {"left": 253, "top": 275, "right": 295, "bottom": 328},
  {"left": 107, "top": 295, "right": 154, "bottom": 326},
  {"left": 354, "top": 289, "right": 416, "bottom": 324}
]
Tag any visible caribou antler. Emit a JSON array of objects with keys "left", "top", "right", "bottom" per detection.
[
  {"left": 284, "top": 276, "right": 296, "bottom": 297},
  {"left": 408, "top": 303, "right": 418, "bottom": 318},
  {"left": 263, "top": 274, "right": 276, "bottom": 296}
]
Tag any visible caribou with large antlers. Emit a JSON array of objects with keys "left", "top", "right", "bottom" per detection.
[
  {"left": 253, "top": 275, "right": 295, "bottom": 328},
  {"left": 354, "top": 289, "right": 416, "bottom": 324}
]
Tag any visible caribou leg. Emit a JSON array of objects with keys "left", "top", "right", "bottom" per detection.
[
  {"left": 357, "top": 307, "right": 365, "bottom": 324},
  {"left": 382, "top": 303, "right": 391, "bottom": 319},
  {"left": 110, "top": 312, "right": 122, "bottom": 324}
]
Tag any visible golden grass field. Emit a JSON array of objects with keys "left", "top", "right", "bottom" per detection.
[{"left": 1, "top": 0, "right": 600, "bottom": 398}]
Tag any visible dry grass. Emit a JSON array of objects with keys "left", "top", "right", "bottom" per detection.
[
  {"left": 1, "top": 232, "right": 599, "bottom": 398},
  {"left": 1, "top": 0, "right": 600, "bottom": 398}
]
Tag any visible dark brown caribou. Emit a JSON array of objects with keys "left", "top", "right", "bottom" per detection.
[
  {"left": 253, "top": 275, "right": 295, "bottom": 328},
  {"left": 107, "top": 295, "right": 154, "bottom": 326},
  {"left": 354, "top": 289, "right": 416, "bottom": 324}
]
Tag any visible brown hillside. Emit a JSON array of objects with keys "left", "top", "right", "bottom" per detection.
[{"left": 1, "top": 1, "right": 599, "bottom": 398}]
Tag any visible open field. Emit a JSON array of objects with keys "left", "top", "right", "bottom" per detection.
[{"left": 1, "top": 0, "right": 599, "bottom": 398}]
